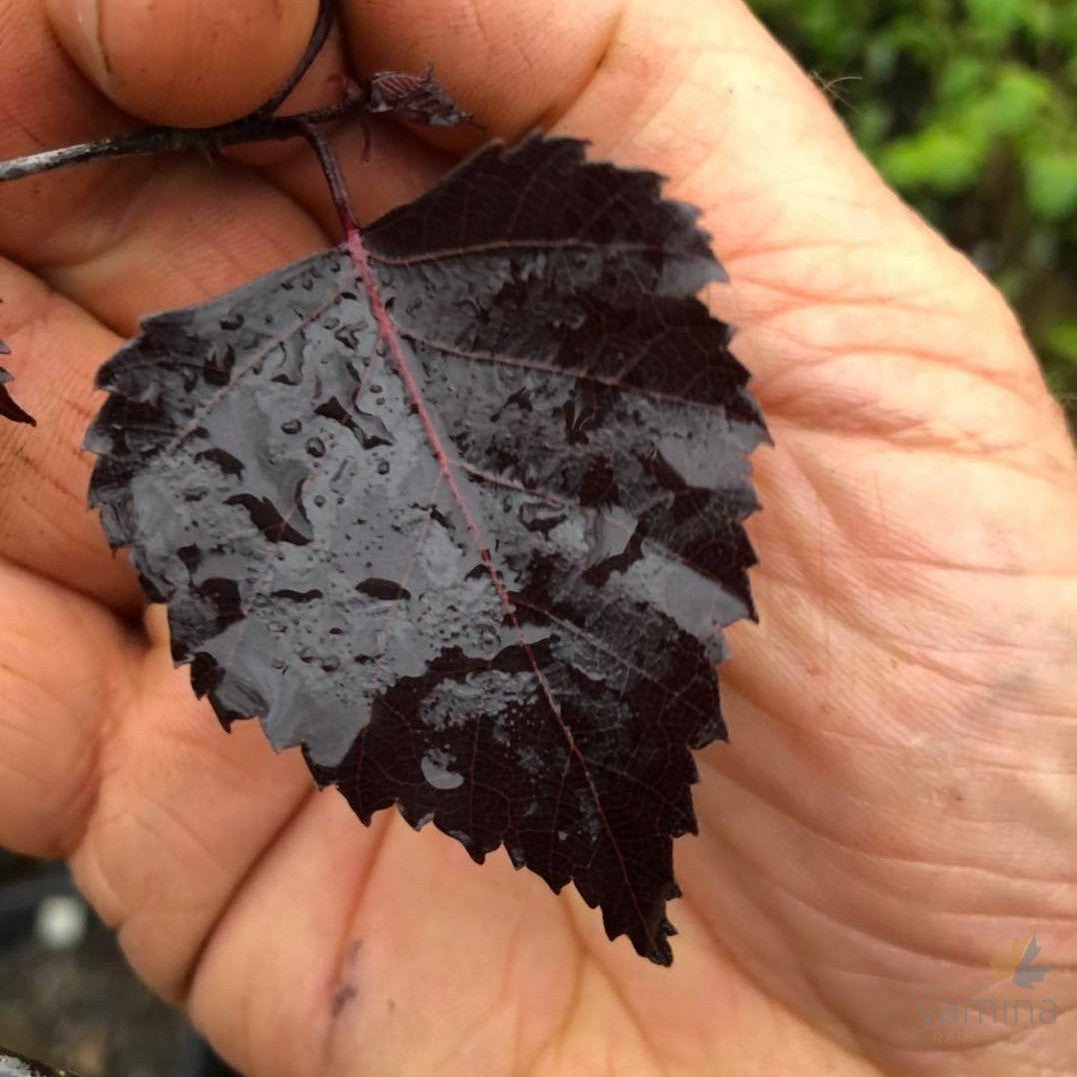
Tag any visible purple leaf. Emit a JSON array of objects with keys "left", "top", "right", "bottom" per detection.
[
  {"left": 364, "top": 63, "right": 473, "bottom": 128},
  {"left": 85, "top": 134, "right": 767, "bottom": 965},
  {"left": 0, "top": 348, "right": 36, "bottom": 426}
]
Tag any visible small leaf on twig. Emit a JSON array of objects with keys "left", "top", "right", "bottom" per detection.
[{"left": 0, "top": 343, "right": 35, "bottom": 426}]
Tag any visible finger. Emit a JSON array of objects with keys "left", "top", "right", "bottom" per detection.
[
  {"left": 339, "top": 0, "right": 624, "bottom": 138},
  {"left": 0, "top": 1, "right": 328, "bottom": 280},
  {"left": 0, "top": 259, "right": 142, "bottom": 610},
  {"left": 45, "top": 0, "right": 622, "bottom": 138},
  {"left": 69, "top": 606, "right": 314, "bottom": 1003},
  {"left": 0, "top": 575, "right": 317, "bottom": 1005},
  {"left": 0, "top": 561, "right": 139, "bottom": 858},
  {"left": 45, "top": 0, "right": 324, "bottom": 127},
  {"left": 0, "top": 0, "right": 141, "bottom": 271}
]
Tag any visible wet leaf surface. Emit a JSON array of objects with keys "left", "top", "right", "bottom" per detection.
[{"left": 86, "top": 134, "right": 767, "bottom": 964}]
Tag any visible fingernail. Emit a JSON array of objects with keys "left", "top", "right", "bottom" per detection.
[{"left": 73, "top": 0, "right": 112, "bottom": 76}]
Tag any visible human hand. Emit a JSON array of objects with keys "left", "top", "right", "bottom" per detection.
[{"left": 0, "top": 1, "right": 1074, "bottom": 1073}]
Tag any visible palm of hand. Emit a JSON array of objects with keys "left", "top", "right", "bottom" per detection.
[{"left": 0, "top": 2, "right": 1073, "bottom": 1075}]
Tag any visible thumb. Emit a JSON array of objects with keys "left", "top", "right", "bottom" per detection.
[{"left": 46, "top": 0, "right": 323, "bottom": 126}]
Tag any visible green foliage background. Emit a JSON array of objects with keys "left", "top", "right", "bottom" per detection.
[{"left": 750, "top": 0, "right": 1076, "bottom": 409}]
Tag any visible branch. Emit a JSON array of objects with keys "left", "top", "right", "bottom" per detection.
[
  {"left": 0, "top": 0, "right": 346, "bottom": 184},
  {"left": 0, "top": 93, "right": 366, "bottom": 183},
  {"left": 256, "top": 0, "right": 336, "bottom": 117}
]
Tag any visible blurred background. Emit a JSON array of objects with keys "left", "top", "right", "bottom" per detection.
[
  {"left": 751, "top": 0, "right": 1076, "bottom": 414},
  {"left": 1, "top": 3, "right": 1074, "bottom": 1076},
  {"left": 0, "top": 852, "right": 237, "bottom": 1076}
]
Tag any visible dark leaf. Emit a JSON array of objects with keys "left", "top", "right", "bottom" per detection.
[
  {"left": 0, "top": 350, "right": 36, "bottom": 426},
  {"left": 86, "top": 134, "right": 767, "bottom": 965},
  {"left": 364, "top": 63, "right": 473, "bottom": 128}
]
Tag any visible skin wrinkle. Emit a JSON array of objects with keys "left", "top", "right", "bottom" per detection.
[
  {"left": 733, "top": 279, "right": 986, "bottom": 345},
  {"left": 864, "top": 551, "right": 1077, "bottom": 579},
  {"left": 568, "top": 8, "right": 634, "bottom": 140},
  {"left": 771, "top": 410, "right": 1067, "bottom": 479},
  {"left": 15, "top": 487, "right": 98, "bottom": 547},
  {"left": 525, "top": 899, "right": 587, "bottom": 1075},
  {"left": 775, "top": 441, "right": 1029, "bottom": 592},
  {"left": 0, "top": 141, "right": 151, "bottom": 278},
  {"left": 0, "top": 5, "right": 86, "bottom": 156},
  {"left": 586, "top": 961, "right": 667, "bottom": 1076},
  {"left": 864, "top": 1007, "right": 1077, "bottom": 1059},
  {"left": 1, "top": 583, "right": 128, "bottom": 857},
  {"left": 611, "top": 899, "right": 750, "bottom": 1072},
  {"left": 317, "top": 807, "right": 394, "bottom": 1073},
  {"left": 709, "top": 829, "right": 1016, "bottom": 980},
  {"left": 750, "top": 302, "right": 1046, "bottom": 408},
  {"left": 70, "top": 628, "right": 316, "bottom": 1000},
  {"left": 780, "top": 374, "right": 999, "bottom": 441},
  {"left": 723, "top": 765, "right": 1055, "bottom": 882},
  {"left": 175, "top": 782, "right": 321, "bottom": 1008},
  {"left": 0, "top": 308, "right": 146, "bottom": 622},
  {"left": 557, "top": 960, "right": 667, "bottom": 1077},
  {"left": 0, "top": 733, "right": 100, "bottom": 864},
  {"left": 36, "top": 157, "right": 187, "bottom": 272},
  {"left": 754, "top": 572, "right": 1067, "bottom": 723},
  {"left": 462, "top": 0, "right": 495, "bottom": 62},
  {"left": 695, "top": 838, "right": 1045, "bottom": 1063},
  {"left": 679, "top": 893, "right": 881, "bottom": 1074},
  {"left": 796, "top": 717, "right": 1074, "bottom": 780},
  {"left": 11, "top": 445, "right": 81, "bottom": 504},
  {"left": 697, "top": 794, "right": 1075, "bottom": 927},
  {"left": 122, "top": 779, "right": 314, "bottom": 1003},
  {"left": 495, "top": 904, "right": 553, "bottom": 1077},
  {"left": 423, "top": 974, "right": 516, "bottom": 1073},
  {"left": 42, "top": 163, "right": 328, "bottom": 340},
  {"left": 688, "top": 871, "right": 865, "bottom": 1048},
  {"left": 732, "top": 271, "right": 950, "bottom": 320},
  {"left": 0, "top": 277, "right": 62, "bottom": 369},
  {"left": 701, "top": 757, "right": 1076, "bottom": 911},
  {"left": 67, "top": 599, "right": 146, "bottom": 864},
  {"left": 532, "top": 5, "right": 624, "bottom": 134}
]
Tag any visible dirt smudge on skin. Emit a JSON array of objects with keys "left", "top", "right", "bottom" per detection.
[{"left": 330, "top": 938, "right": 362, "bottom": 1019}]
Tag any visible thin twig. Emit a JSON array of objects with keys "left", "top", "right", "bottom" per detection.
[
  {"left": 256, "top": 0, "right": 336, "bottom": 117},
  {"left": 0, "top": 93, "right": 366, "bottom": 183}
]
